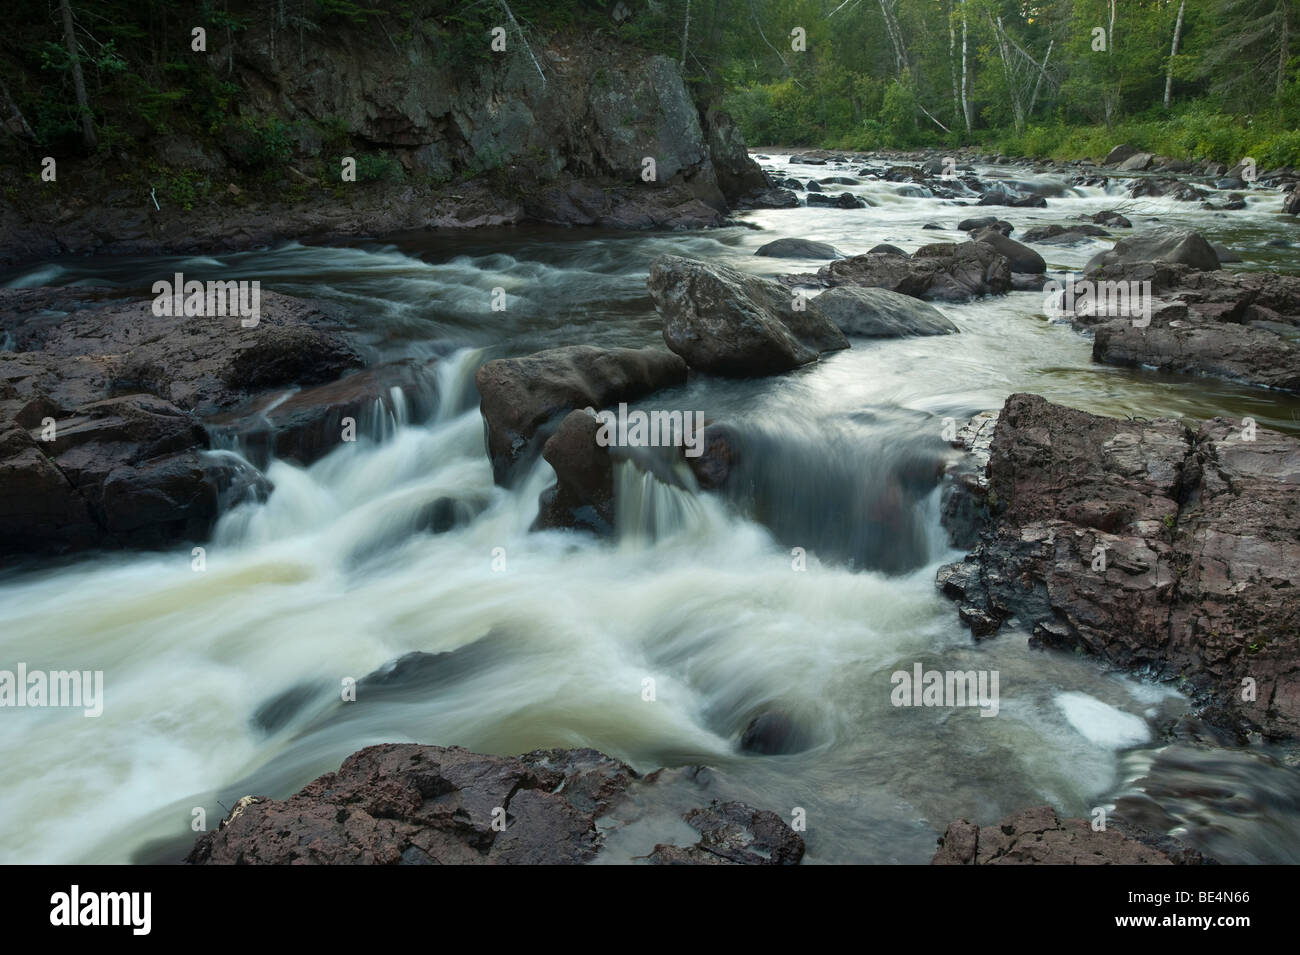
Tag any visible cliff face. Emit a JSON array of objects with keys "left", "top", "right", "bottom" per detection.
[
  {"left": 234, "top": 26, "right": 752, "bottom": 201},
  {"left": 0, "top": 10, "right": 767, "bottom": 267}
]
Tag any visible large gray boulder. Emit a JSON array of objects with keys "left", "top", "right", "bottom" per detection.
[
  {"left": 648, "top": 255, "right": 849, "bottom": 376},
  {"left": 811, "top": 287, "right": 958, "bottom": 338},
  {"left": 1085, "top": 230, "right": 1220, "bottom": 274},
  {"left": 974, "top": 228, "right": 1046, "bottom": 274},
  {"left": 754, "top": 238, "right": 841, "bottom": 259}
]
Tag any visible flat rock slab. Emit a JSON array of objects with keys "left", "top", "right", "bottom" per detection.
[
  {"left": 932, "top": 806, "right": 1176, "bottom": 864},
  {"left": 186, "top": 743, "right": 804, "bottom": 865}
]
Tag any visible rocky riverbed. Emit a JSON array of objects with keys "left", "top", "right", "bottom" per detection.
[{"left": 4, "top": 136, "right": 1300, "bottom": 865}]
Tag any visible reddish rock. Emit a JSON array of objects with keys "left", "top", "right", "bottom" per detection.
[
  {"left": 938, "top": 394, "right": 1300, "bottom": 740},
  {"left": 932, "top": 806, "right": 1177, "bottom": 865},
  {"left": 186, "top": 743, "right": 803, "bottom": 865}
]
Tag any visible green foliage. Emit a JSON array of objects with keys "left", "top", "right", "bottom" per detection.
[
  {"left": 149, "top": 163, "right": 210, "bottom": 211},
  {"left": 353, "top": 151, "right": 404, "bottom": 182}
]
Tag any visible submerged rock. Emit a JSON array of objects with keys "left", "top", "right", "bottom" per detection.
[
  {"left": 1021, "top": 223, "right": 1109, "bottom": 243},
  {"left": 811, "top": 286, "right": 958, "bottom": 338},
  {"left": 647, "top": 801, "right": 805, "bottom": 865}
]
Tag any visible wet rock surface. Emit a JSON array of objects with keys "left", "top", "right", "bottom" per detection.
[
  {"left": 781, "top": 240, "right": 1012, "bottom": 302},
  {"left": 938, "top": 393, "right": 1300, "bottom": 741},
  {"left": 1069, "top": 259, "right": 1300, "bottom": 392},
  {"left": 475, "top": 344, "right": 687, "bottom": 484},
  {"left": 0, "top": 287, "right": 359, "bottom": 555},
  {"left": 185, "top": 743, "right": 803, "bottom": 865},
  {"left": 811, "top": 286, "right": 958, "bottom": 338},
  {"left": 931, "top": 805, "right": 1186, "bottom": 865},
  {"left": 649, "top": 255, "right": 848, "bottom": 376}
]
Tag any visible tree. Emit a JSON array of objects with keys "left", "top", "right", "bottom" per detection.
[{"left": 58, "top": 0, "right": 95, "bottom": 150}]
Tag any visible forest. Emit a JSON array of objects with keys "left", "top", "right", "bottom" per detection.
[{"left": 2, "top": 1, "right": 1297, "bottom": 171}]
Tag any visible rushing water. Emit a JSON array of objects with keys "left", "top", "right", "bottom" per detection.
[{"left": 2, "top": 156, "right": 1300, "bottom": 864}]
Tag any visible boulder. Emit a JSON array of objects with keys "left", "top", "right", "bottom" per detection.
[
  {"left": 754, "top": 238, "right": 841, "bottom": 259},
  {"left": 1086, "top": 210, "right": 1132, "bottom": 229},
  {"left": 811, "top": 287, "right": 958, "bottom": 338},
  {"left": 475, "top": 344, "right": 687, "bottom": 485},
  {"left": 1284, "top": 184, "right": 1300, "bottom": 215},
  {"left": 978, "top": 191, "right": 1046, "bottom": 208},
  {"left": 1103, "top": 144, "right": 1140, "bottom": 166},
  {"left": 1117, "top": 152, "right": 1156, "bottom": 172},
  {"left": 782, "top": 241, "right": 1011, "bottom": 303},
  {"left": 648, "top": 255, "right": 848, "bottom": 377},
  {"left": 533, "top": 410, "right": 614, "bottom": 534},
  {"left": 973, "top": 228, "right": 1046, "bottom": 273},
  {"left": 1084, "top": 230, "right": 1220, "bottom": 274},
  {"left": 806, "top": 192, "right": 869, "bottom": 209}
]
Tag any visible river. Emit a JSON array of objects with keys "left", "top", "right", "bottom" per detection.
[{"left": 2, "top": 155, "right": 1299, "bottom": 864}]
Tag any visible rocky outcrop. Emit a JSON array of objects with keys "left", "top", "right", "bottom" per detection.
[
  {"left": 206, "top": 359, "right": 440, "bottom": 468},
  {"left": 811, "top": 287, "right": 958, "bottom": 338},
  {"left": 3, "top": 29, "right": 767, "bottom": 267},
  {"left": 931, "top": 806, "right": 1181, "bottom": 865},
  {"left": 648, "top": 256, "right": 848, "bottom": 376},
  {"left": 1071, "top": 261, "right": 1300, "bottom": 392},
  {"left": 185, "top": 743, "right": 803, "bottom": 865},
  {"left": 0, "top": 287, "right": 358, "bottom": 556},
  {"left": 781, "top": 241, "right": 1012, "bottom": 302},
  {"left": 475, "top": 345, "right": 686, "bottom": 484},
  {"left": 937, "top": 393, "right": 1300, "bottom": 740}
]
